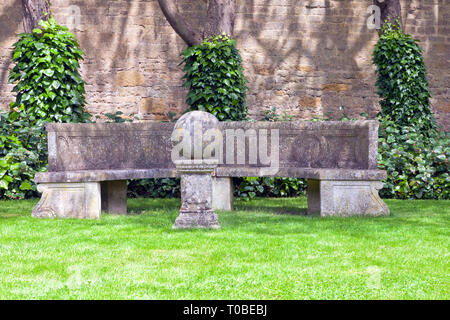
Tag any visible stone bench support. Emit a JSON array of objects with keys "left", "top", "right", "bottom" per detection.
[
  {"left": 307, "top": 179, "right": 389, "bottom": 217},
  {"left": 101, "top": 180, "right": 128, "bottom": 214},
  {"left": 32, "top": 180, "right": 129, "bottom": 219},
  {"left": 32, "top": 182, "right": 101, "bottom": 219}
]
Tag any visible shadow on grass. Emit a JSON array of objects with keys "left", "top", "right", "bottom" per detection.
[
  {"left": 127, "top": 198, "right": 181, "bottom": 214},
  {"left": 234, "top": 205, "right": 308, "bottom": 216},
  {"left": 2, "top": 198, "right": 448, "bottom": 240}
]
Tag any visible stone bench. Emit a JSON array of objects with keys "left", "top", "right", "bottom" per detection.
[{"left": 33, "top": 111, "right": 389, "bottom": 221}]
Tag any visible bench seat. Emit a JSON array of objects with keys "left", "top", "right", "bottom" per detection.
[
  {"left": 35, "top": 168, "right": 386, "bottom": 183},
  {"left": 35, "top": 169, "right": 178, "bottom": 183}
]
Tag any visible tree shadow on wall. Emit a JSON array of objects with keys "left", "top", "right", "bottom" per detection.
[
  {"left": 234, "top": 0, "right": 379, "bottom": 120},
  {"left": 62, "top": 0, "right": 205, "bottom": 117}
]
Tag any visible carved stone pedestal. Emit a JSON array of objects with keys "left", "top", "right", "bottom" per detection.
[
  {"left": 32, "top": 182, "right": 101, "bottom": 219},
  {"left": 173, "top": 163, "right": 220, "bottom": 229},
  {"left": 307, "top": 179, "right": 390, "bottom": 217},
  {"left": 171, "top": 110, "right": 221, "bottom": 229}
]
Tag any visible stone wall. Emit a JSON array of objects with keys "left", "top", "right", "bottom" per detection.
[{"left": 0, "top": 0, "right": 448, "bottom": 129}]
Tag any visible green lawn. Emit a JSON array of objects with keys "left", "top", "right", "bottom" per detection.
[{"left": 0, "top": 197, "right": 448, "bottom": 300}]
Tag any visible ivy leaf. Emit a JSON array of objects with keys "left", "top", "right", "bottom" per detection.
[{"left": 19, "top": 181, "right": 32, "bottom": 191}]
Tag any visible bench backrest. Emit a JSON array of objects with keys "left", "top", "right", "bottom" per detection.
[{"left": 46, "top": 120, "right": 379, "bottom": 173}]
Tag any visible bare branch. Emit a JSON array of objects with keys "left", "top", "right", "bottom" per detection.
[{"left": 157, "top": 0, "right": 203, "bottom": 46}]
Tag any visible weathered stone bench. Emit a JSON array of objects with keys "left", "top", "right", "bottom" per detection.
[{"left": 33, "top": 111, "right": 389, "bottom": 221}]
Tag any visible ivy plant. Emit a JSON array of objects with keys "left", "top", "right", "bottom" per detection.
[
  {"left": 373, "top": 23, "right": 449, "bottom": 199},
  {"left": 181, "top": 34, "right": 248, "bottom": 121},
  {"left": 373, "top": 22, "right": 436, "bottom": 132},
  {"left": 8, "top": 17, "right": 91, "bottom": 123},
  {"left": 0, "top": 112, "right": 48, "bottom": 199}
]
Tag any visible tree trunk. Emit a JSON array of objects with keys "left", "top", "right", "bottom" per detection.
[
  {"left": 21, "top": 0, "right": 50, "bottom": 33},
  {"left": 375, "top": 0, "right": 402, "bottom": 31},
  {"left": 157, "top": 0, "right": 204, "bottom": 46},
  {"left": 157, "top": 0, "right": 236, "bottom": 46},
  {"left": 204, "top": 0, "right": 235, "bottom": 39}
]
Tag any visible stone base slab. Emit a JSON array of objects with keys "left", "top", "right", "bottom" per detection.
[
  {"left": 307, "top": 179, "right": 390, "bottom": 217},
  {"left": 32, "top": 182, "right": 101, "bottom": 219},
  {"left": 173, "top": 210, "right": 220, "bottom": 229}
]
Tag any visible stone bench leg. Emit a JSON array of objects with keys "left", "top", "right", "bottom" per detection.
[
  {"left": 101, "top": 180, "right": 127, "bottom": 214},
  {"left": 307, "top": 179, "right": 390, "bottom": 217},
  {"left": 212, "top": 177, "right": 234, "bottom": 211},
  {"left": 32, "top": 182, "right": 101, "bottom": 219}
]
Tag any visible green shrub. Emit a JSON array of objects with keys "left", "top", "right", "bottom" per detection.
[
  {"left": 373, "top": 22, "right": 436, "bottom": 132},
  {"left": 0, "top": 112, "right": 47, "bottom": 199},
  {"left": 126, "top": 35, "right": 249, "bottom": 198},
  {"left": 373, "top": 23, "right": 449, "bottom": 199},
  {"left": 127, "top": 178, "right": 180, "bottom": 199},
  {"left": 235, "top": 176, "right": 306, "bottom": 200},
  {"left": 8, "top": 18, "right": 90, "bottom": 123},
  {"left": 378, "top": 117, "right": 449, "bottom": 199},
  {"left": 181, "top": 34, "right": 248, "bottom": 121},
  {"left": 1, "top": 17, "right": 90, "bottom": 200}
]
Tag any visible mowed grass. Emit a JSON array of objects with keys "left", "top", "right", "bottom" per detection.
[{"left": 0, "top": 197, "right": 448, "bottom": 300}]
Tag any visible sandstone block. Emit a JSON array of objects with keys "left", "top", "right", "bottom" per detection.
[
  {"left": 295, "top": 65, "right": 314, "bottom": 72},
  {"left": 322, "top": 83, "right": 351, "bottom": 92},
  {"left": 139, "top": 97, "right": 166, "bottom": 114},
  {"left": 115, "top": 70, "right": 145, "bottom": 87},
  {"left": 298, "top": 96, "right": 321, "bottom": 107}
]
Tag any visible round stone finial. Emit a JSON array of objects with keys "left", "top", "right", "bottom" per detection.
[
  {"left": 174, "top": 110, "right": 219, "bottom": 134},
  {"left": 171, "top": 111, "right": 221, "bottom": 167}
]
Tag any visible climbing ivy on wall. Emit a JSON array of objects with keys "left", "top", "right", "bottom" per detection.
[
  {"left": 373, "top": 22, "right": 436, "bottom": 132},
  {"left": 1, "top": 18, "right": 90, "bottom": 199},
  {"left": 181, "top": 34, "right": 248, "bottom": 121},
  {"left": 9, "top": 18, "right": 91, "bottom": 123},
  {"left": 373, "top": 23, "right": 449, "bottom": 199}
]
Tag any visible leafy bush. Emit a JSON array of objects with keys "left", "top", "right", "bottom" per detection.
[
  {"left": 1, "top": 17, "right": 90, "bottom": 200},
  {"left": 378, "top": 117, "right": 449, "bottom": 199},
  {"left": 127, "top": 178, "right": 180, "bottom": 199},
  {"left": 8, "top": 18, "right": 90, "bottom": 123},
  {"left": 373, "top": 22, "right": 436, "bottom": 132},
  {"left": 181, "top": 34, "right": 248, "bottom": 121},
  {"left": 0, "top": 112, "right": 47, "bottom": 199},
  {"left": 374, "top": 23, "right": 449, "bottom": 199},
  {"left": 235, "top": 176, "right": 306, "bottom": 200}
]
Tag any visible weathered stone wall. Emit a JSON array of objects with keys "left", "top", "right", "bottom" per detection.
[{"left": 0, "top": 0, "right": 448, "bottom": 129}]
